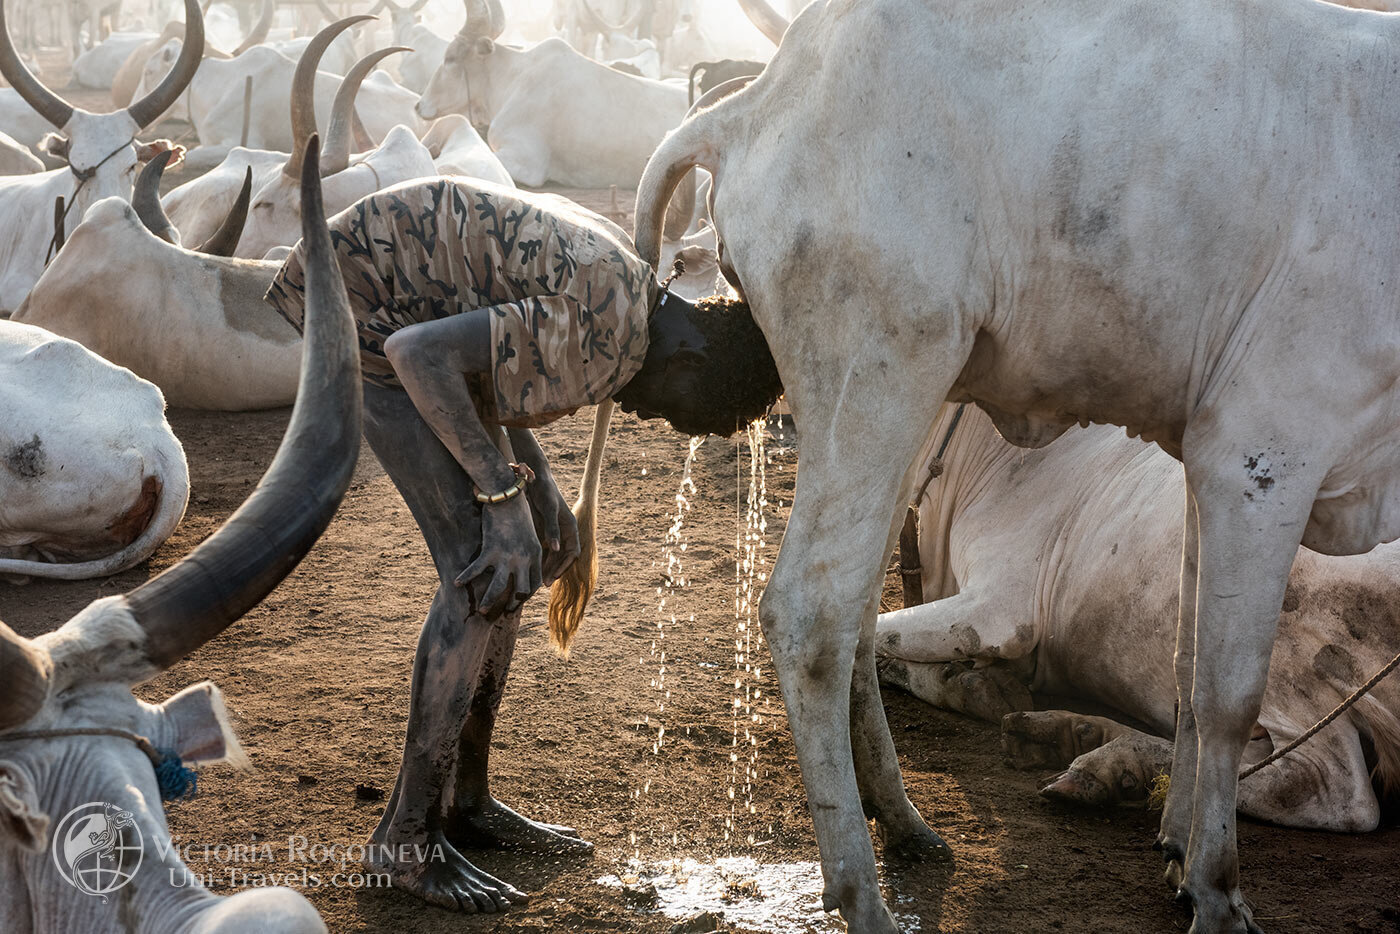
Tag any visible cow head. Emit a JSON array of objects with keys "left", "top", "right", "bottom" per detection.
[
  {"left": 416, "top": 0, "right": 504, "bottom": 125},
  {"left": 0, "top": 138, "right": 357, "bottom": 934},
  {"left": 241, "top": 21, "right": 406, "bottom": 260},
  {"left": 0, "top": 0, "right": 203, "bottom": 209}
]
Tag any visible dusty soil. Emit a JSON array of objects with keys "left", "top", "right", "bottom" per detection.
[
  {"left": 6, "top": 404, "right": 1400, "bottom": 934},
  {"left": 6, "top": 54, "right": 1400, "bottom": 934}
]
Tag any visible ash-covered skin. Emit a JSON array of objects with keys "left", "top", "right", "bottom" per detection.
[
  {"left": 360, "top": 387, "right": 591, "bottom": 915},
  {"left": 612, "top": 294, "right": 784, "bottom": 438}
]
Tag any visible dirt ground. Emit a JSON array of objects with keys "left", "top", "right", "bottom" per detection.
[{"left": 5, "top": 56, "right": 1400, "bottom": 934}]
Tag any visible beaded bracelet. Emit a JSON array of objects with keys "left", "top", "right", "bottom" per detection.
[{"left": 474, "top": 462, "right": 536, "bottom": 505}]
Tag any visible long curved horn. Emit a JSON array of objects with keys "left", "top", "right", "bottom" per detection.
[
  {"left": 0, "top": 624, "right": 50, "bottom": 731},
  {"left": 124, "top": 135, "right": 362, "bottom": 673},
  {"left": 580, "top": 0, "right": 644, "bottom": 34},
  {"left": 735, "top": 0, "right": 788, "bottom": 47},
  {"left": 661, "top": 77, "right": 752, "bottom": 242},
  {"left": 128, "top": 0, "right": 205, "bottom": 129},
  {"left": 231, "top": 0, "right": 276, "bottom": 56},
  {"left": 195, "top": 167, "right": 252, "bottom": 255},
  {"left": 133, "top": 150, "right": 181, "bottom": 245},
  {"left": 0, "top": 0, "right": 74, "bottom": 129},
  {"left": 284, "top": 14, "right": 376, "bottom": 179},
  {"left": 461, "top": 0, "right": 504, "bottom": 40},
  {"left": 321, "top": 46, "right": 408, "bottom": 177}
]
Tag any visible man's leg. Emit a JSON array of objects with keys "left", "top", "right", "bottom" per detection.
[
  {"left": 441, "top": 612, "right": 593, "bottom": 853},
  {"left": 361, "top": 385, "right": 528, "bottom": 913}
]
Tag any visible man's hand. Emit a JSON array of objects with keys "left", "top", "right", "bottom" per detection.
[
  {"left": 526, "top": 471, "right": 581, "bottom": 586},
  {"left": 457, "top": 495, "right": 542, "bottom": 619}
]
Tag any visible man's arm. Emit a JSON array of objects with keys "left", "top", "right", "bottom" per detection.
[
  {"left": 383, "top": 309, "right": 541, "bottom": 618},
  {"left": 507, "top": 427, "right": 581, "bottom": 585}
]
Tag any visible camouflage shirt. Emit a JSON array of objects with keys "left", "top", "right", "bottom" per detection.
[{"left": 265, "top": 178, "right": 659, "bottom": 427}]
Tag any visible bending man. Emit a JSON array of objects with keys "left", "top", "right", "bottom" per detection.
[{"left": 265, "top": 177, "right": 781, "bottom": 912}]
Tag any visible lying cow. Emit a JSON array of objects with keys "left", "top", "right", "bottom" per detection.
[
  {"left": 633, "top": 0, "right": 1400, "bottom": 930},
  {"left": 877, "top": 404, "right": 1400, "bottom": 832},
  {"left": 0, "top": 143, "right": 355, "bottom": 933},
  {"left": 133, "top": 18, "right": 418, "bottom": 167},
  {"left": 416, "top": 0, "right": 687, "bottom": 190},
  {"left": 13, "top": 157, "right": 301, "bottom": 410},
  {"left": 0, "top": 0, "right": 201, "bottom": 313},
  {"left": 233, "top": 33, "right": 437, "bottom": 259},
  {"left": 0, "top": 319, "right": 189, "bottom": 582},
  {"left": 419, "top": 114, "right": 513, "bottom": 186}
]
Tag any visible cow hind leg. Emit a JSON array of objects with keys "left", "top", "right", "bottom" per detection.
[
  {"left": 851, "top": 608, "right": 953, "bottom": 862},
  {"left": 1236, "top": 725, "right": 1379, "bottom": 832}
]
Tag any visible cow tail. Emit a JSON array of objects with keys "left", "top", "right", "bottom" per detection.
[{"left": 547, "top": 399, "right": 613, "bottom": 656}]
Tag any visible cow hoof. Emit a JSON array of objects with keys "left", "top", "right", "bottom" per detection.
[
  {"left": 821, "top": 888, "right": 901, "bottom": 934},
  {"left": 445, "top": 797, "right": 593, "bottom": 855},
  {"left": 1156, "top": 836, "right": 1186, "bottom": 890},
  {"left": 1038, "top": 768, "right": 1110, "bottom": 806},
  {"left": 1184, "top": 887, "right": 1262, "bottom": 934},
  {"left": 882, "top": 822, "right": 954, "bottom": 865},
  {"left": 875, "top": 655, "right": 911, "bottom": 691}
]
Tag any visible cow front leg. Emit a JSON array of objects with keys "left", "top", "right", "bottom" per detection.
[
  {"left": 876, "top": 588, "right": 1037, "bottom": 722},
  {"left": 1176, "top": 452, "right": 1316, "bottom": 934},
  {"left": 441, "top": 613, "right": 593, "bottom": 854},
  {"left": 1158, "top": 485, "right": 1199, "bottom": 890}
]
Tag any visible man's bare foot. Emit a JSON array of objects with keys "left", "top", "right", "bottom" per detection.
[
  {"left": 444, "top": 797, "right": 594, "bottom": 854},
  {"left": 366, "top": 826, "right": 528, "bottom": 913}
]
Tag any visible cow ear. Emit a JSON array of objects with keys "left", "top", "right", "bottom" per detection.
[
  {"left": 135, "top": 139, "right": 186, "bottom": 166},
  {"left": 40, "top": 133, "right": 70, "bottom": 161},
  {"left": 475, "top": 37, "right": 494, "bottom": 55},
  {"left": 0, "top": 761, "right": 49, "bottom": 852},
  {"left": 151, "top": 682, "right": 249, "bottom": 769}
]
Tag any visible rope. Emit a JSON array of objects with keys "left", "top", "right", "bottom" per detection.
[
  {"left": 45, "top": 137, "right": 138, "bottom": 264},
  {"left": 0, "top": 727, "right": 198, "bottom": 801},
  {"left": 1239, "top": 648, "right": 1400, "bottom": 780}
]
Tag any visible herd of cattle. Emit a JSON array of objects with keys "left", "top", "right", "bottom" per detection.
[{"left": 2, "top": 0, "right": 1400, "bottom": 932}]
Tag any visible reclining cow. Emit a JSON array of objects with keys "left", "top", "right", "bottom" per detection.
[
  {"left": 231, "top": 24, "right": 437, "bottom": 259},
  {"left": 13, "top": 154, "right": 301, "bottom": 410},
  {"left": 132, "top": 16, "right": 418, "bottom": 169},
  {"left": 0, "top": 138, "right": 355, "bottom": 934},
  {"left": 634, "top": 0, "right": 1400, "bottom": 930},
  {"left": 0, "top": 319, "right": 189, "bottom": 582},
  {"left": 876, "top": 404, "right": 1400, "bottom": 833},
  {"left": 0, "top": 0, "right": 202, "bottom": 313}
]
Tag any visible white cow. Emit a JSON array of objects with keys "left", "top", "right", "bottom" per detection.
[
  {"left": 0, "top": 320, "right": 188, "bottom": 582},
  {"left": 416, "top": 0, "right": 687, "bottom": 190},
  {"left": 634, "top": 0, "right": 1400, "bottom": 931},
  {"left": 234, "top": 42, "right": 438, "bottom": 259},
  {"left": 0, "top": 159, "right": 355, "bottom": 934},
  {"left": 0, "top": 0, "right": 202, "bottom": 314},
  {"left": 0, "top": 129, "right": 41, "bottom": 174},
  {"left": 876, "top": 405, "right": 1400, "bottom": 833},
  {"left": 371, "top": 0, "right": 446, "bottom": 93},
  {"left": 71, "top": 30, "right": 157, "bottom": 89},
  {"left": 419, "top": 113, "right": 512, "bottom": 186},
  {"left": 135, "top": 19, "right": 419, "bottom": 166},
  {"left": 14, "top": 169, "right": 300, "bottom": 410}
]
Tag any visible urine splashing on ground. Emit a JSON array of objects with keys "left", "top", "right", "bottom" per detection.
[
  {"left": 727, "top": 417, "right": 772, "bottom": 846},
  {"left": 615, "top": 416, "right": 820, "bottom": 928},
  {"left": 630, "top": 434, "right": 705, "bottom": 858}
]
